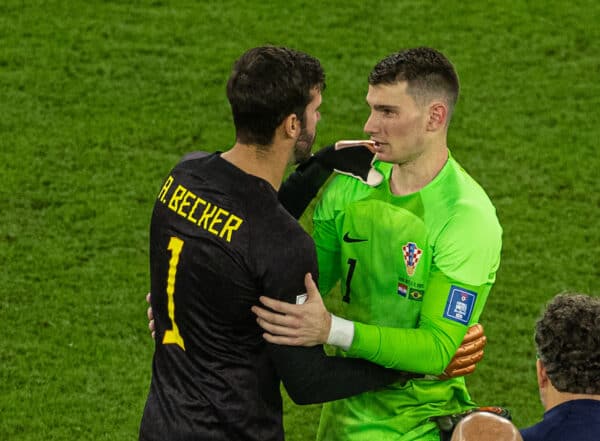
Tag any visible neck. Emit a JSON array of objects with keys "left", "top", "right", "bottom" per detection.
[
  {"left": 544, "top": 386, "right": 600, "bottom": 411},
  {"left": 221, "top": 141, "right": 292, "bottom": 191},
  {"left": 389, "top": 144, "right": 448, "bottom": 196}
]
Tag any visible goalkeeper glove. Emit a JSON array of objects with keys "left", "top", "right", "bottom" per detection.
[
  {"left": 279, "top": 140, "right": 383, "bottom": 219},
  {"left": 311, "top": 140, "right": 383, "bottom": 186},
  {"left": 439, "top": 323, "right": 487, "bottom": 379}
]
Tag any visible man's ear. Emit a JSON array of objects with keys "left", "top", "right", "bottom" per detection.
[
  {"left": 283, "top": 114, "right": 301, "bottom": 139},
  {"left": 536, "top": 359, "right": 550, "bottom": 389},
  {"left": 427, "top": 102, "right": 448, "bottom": 131}
]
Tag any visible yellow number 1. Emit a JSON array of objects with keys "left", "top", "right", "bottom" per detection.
[{"left": 162, "top": 236, "right": 186, "bottom": 350}]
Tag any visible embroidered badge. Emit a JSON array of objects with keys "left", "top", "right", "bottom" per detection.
[
  {"left": 397, "top": 283, "right": 408, "bottom": 297},
  {"left": 402, "top": 242, "right": 423, "bottom": 276},
  {"left": 443, "top": 286, "right": 477, "bottom": 325},
  {"left": 409, "top": 289, "right": 424, "bottom": 301}
]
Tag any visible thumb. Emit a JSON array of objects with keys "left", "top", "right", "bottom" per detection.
[{"left": 304, "top": 273, "right": 321, "bottom": 300}]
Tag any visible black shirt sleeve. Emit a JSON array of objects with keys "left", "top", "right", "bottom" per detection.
[
  {"left": 278, "top": 159, "right": 332, "bottom": 219},
  {"left": 267, "top": 343, "right": 417, "bottom": 405}
]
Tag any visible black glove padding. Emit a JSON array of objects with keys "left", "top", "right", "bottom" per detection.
[
  {"left": 278, "top": 141, "right": 383, "bottom": 219},
  {"left": 312, "top": 140, "right": 383, "bottom": 186}
]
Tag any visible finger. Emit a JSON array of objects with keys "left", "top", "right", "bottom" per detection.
[
  {"left": 149, "top": 318, "right": 155, "bottom": 332},
  {"left": 256, "top": 318, "right": 301, "bottom": 337},
  {"left": 251, "top": 305, "right": 296, "bottom": 327},
  {"left": 262, "top": 332, "right": 307, "bottom": 346},
  {"left": 335, "top": 140, "right": 376, "bottom": 153},
  {"left": 147, "top": 306, "right": 154, "bottom": 321},
  {"left": 470, "top": 335, "right": 487, "bottom": 352},
  {"left": 462, "top": 323, "right": 484, "bottom": 343},
  {"left": 453, "top": 349, "right": 485, "bottom": 368},
  {"left": 146, "top": 292, "right": 152, "bottom": 304},
  {"left": 455, "top": 335, "right": 487, "bottom": 356},
  {"left": 448, "top": 364, "right": 477, "bottom": 377},
  {"left": 467, "top": 349, "right": 485, "bottom": 364},
  {"left": 442, "top": 357, "right": 479, "bottom": 379},
  {"left": 258, "top": 295, "right": 301, "bottom": 315}
]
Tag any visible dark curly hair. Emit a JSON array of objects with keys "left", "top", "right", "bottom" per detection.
[
  {"left": 535, "top": 293, "right": 600, "bottom": 394},
  {"left": 226, "top": 46, "right": 325, "bottom": 147}
]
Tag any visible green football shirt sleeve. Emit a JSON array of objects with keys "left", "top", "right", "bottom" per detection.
[
  {"left": 346, "top": 268, "right": 493, "bottom": 374},
  {"left": 434, "top": 208, "right": 502, "bottom": 285},
  {"left": 345, "top": 205, "right": 501, "bottom": 375}
]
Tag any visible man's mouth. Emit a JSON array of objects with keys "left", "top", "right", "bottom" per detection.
[{"left": 372, "top": 140, "right": 386, "bottom": 151}]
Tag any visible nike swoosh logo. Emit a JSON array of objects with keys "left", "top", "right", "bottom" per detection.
[{"left": 343, "top": 232, "right": 368, "bottom": 243}]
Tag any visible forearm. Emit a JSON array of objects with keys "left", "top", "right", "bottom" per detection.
[
  {"left": 278, "top": 160, "right": 332, "bottom": 219},
  {"left": 268, "top": 343, "right": 416, "bottom": 404},
  {"left": 346, "top": 320, "right": 460, "bottom": 375},
  {"left": 342, "top": 275, "right": 493, "bottom": 374}
]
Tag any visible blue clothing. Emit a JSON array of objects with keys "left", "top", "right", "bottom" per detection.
[{"left": 520, "top": 399, "right": 600, "bottom": 441}]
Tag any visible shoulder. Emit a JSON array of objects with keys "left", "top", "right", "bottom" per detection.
[
  {"left": 321, "top": 174, "right": 370, "bottom": 204},
  {"left": 315, "top": 163, "right": 392, "bottom": 220},
  {"left": 431, "top": 157, "right": 502, "bottom": 240},
  {"left": 439, "top": 157, "right": 498, "bottom": 213},
  {"left": 169, "top": 151, "right": 226, "bottom": 184},
  {"left": 426, "top": 157, "right": 503, "bottom": 282},
  {"left": 174, "top": 150, "right": 213, "bottom": 169},
  {"left": 520, "top": 423, "right": 546, "bottom": 441}
]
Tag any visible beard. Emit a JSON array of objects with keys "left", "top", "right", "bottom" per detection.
[{"left": 292, "top": 124, "right": 316, "bottom": 164}]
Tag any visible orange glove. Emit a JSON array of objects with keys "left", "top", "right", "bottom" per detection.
[{"left": 440, "top": 323, "right": 486, "bottom": 379}]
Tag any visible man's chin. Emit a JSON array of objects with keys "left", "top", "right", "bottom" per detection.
[
  {"left": 293, "top": 152, "right": 311, "bottom": 164},
  {"left": 293, "top": 144, "right": 314, "bottom": 164}
]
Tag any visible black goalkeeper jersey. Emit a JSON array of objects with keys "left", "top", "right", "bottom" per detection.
[{"left": 139, "top": 152, "right": 406, "bottom": 441}]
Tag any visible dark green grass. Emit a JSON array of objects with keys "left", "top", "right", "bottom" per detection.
[{"left": 1, "top": 1, "right": 599, "bottom": 439}]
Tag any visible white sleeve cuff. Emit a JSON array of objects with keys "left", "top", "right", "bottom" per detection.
[{"left": 326, "top": 314, "right": 355, "bottom": 351}]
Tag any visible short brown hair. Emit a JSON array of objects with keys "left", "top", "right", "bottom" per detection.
[{"left": 368, "top": 47, "right": 459, "bottom": 119}]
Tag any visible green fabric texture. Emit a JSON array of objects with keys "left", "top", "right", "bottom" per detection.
[{"left": 312, "top": 152, "right": 502, "bottom": 440}]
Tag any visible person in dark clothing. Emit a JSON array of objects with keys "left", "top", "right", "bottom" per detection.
[{"left": 520, "top": 293, "right": 600, "bottom": 441}]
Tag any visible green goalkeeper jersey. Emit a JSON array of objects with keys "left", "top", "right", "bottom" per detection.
[{"left": 312, "top": 152, "right": 502, "bottom": 441}]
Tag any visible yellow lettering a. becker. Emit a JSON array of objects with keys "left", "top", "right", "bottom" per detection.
[
  {"left": 208, "top": 208, "right": 229, "bottom": 235},
  {"left": 219, "top": 215, "right": 243, "bottom": 242},
  {"left": 157, "top": 176, "right": 174, "bottom": 203},
  {"left": 168, "top": 185, "right": 187, "bottom": 212},
  {"left": 187, "top": 196, "right": 206, "bottom": 223},
  {"left": 177, "top": 190, "right": 196, "bottom": 218},
  {"left": 197, "top": 203, "right": 218, "bottom": 230}
]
